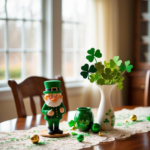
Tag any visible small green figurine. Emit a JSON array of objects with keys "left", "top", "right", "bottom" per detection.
[{"left": 42, "top": 80, "right": 66, "bottom": 135}]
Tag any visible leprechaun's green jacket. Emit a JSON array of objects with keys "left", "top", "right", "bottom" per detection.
[{"left": 42, "top": 103, "right": 66, "bottom": 121}]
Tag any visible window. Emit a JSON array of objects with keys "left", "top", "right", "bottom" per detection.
[
  {"left": 62, "top": 0, "right": 87, "bottom": 81},
  {"left": 0, "top": 0, "right": 42, "bottom": 87}
]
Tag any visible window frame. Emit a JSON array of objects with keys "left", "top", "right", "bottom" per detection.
[
  {"left": 0, "top": 0, "right": 43, "bottom": 88},
  {"left": 0, "top": 0, "right": 86, "bottom": 93}
]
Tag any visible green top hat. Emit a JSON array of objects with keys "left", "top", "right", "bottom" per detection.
[{"left": 43, "top": 80, "right": 62, "bottom": 94}]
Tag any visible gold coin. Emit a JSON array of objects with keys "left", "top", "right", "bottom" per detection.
[
  {"left": 72, "top": 126, "right": 76, "bottom": 130},
  {"left": 98, "top": 131, "right": 103, "bottom": 136},
  {"left": 30, "top": 134, "right": 39, "bottom": 144},
  {"left": 130, "top": 115, "right": 137, "bottom": 121}
]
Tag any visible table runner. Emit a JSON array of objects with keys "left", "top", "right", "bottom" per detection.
[{"left": 0, "top": 107, "right": 150, "bottom": 150}]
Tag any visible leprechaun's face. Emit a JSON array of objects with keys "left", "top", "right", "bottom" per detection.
[{"left": 44, "top": 93, "right": 63, "bottom": 107}]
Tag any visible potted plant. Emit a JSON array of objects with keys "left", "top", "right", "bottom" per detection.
[{"left": 80, "top": 48, "right": 133, "bottom": 130}]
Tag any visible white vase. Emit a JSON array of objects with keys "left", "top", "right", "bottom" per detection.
[{"left": 96, "top": 84, "right": 116, "bottom": 131}]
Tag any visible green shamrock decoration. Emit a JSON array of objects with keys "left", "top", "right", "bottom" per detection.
[
  {"left": 111, "top": 115, "right": 114, "bottom": 119},
  {"left": 102, "top": 68, "right": 113, "bottom": 80},
  {"left": 89, "top": 73, "right": 100, "bottom": 83},
  {"left": 89, "top": 74, "right": 95, "bottom": 83},
  {"left": 86, "top": 48, "right": 102, "bottom": 62},
  {"left": 111, "top": 69, "right": 118, "bottom": 76},
  {"left": 104, "top": 109, "right": 115, "bottom": 126},
  {"left": 113, "top": 56, "right": 122, "bottom": 66},
  {"left": 110, "top": 59, "right": 116, "bottom": 68},
  {"left": 117, "top": 82, "right": 123, "bottom": 90},
  {"left": 125, "top": 61, "right": 133, "bottom": 73},
  {"left": 95, "top": 62, "right": 104, "bottom": 75},
  {"left": 80, "top": 47, "right": 133, "bottom": 90},
  {"left": 104, "top": 61, "right": 110, "bottom": 68},
  {"left": 80, "top": 64, "right": 97, "bottom": 79},
  {"left": 119, "top": 64, "right": 126, "bottom": 72},
  {"left": 71, "top": 132, "right": 78, "bottom": 136},
  {"left": 97, "top": 78, "right": 105, "bottom": 85},
  {"left": 103, "top": 118, "right": 109, "bottom": 124}
]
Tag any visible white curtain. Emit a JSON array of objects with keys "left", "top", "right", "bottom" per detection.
[{"left": 82, "top": 0, "right": 123, "bottom": 108}]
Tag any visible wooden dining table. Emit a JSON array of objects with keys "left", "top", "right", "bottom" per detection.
[{"left": 0, "top": 106, "right": 150, "bottom": 150}]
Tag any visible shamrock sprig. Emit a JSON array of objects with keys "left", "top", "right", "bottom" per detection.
[
  {"left": 80, "top": 48, "right": 133, "bottom": 90},
  {"left": 86, "top": 48, "right": 102, "bottom": 62},
  {"left": 80, "top": 64, "right": 97, "bottom": 79},
  {"left": 119, "top": 60, "right": 133, "bottom": 73}
]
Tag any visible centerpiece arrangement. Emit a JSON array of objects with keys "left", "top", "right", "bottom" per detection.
[{"left": 80, "top": 48, "right": 133, "bottom": 130}]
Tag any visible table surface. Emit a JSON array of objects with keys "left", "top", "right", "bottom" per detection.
[{"left": 0, "top": 106, "right": 150, "bottom": 150}]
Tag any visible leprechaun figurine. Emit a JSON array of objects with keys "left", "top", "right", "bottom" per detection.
[{"left": 42, "top": 80, "right": 66, "bottom": 135}]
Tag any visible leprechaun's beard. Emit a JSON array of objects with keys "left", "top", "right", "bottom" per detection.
[{"left": 45, "top": 98, "right": 62, "bottom": 107}]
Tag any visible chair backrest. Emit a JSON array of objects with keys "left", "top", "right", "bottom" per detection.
[
  {"left": 144, "top": 70, "right": 150, "bottom": 106},
  {"left": 8, "top": 75, "right": 69, "bottom": 118}
]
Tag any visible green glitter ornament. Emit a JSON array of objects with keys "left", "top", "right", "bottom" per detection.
[
  {"left": 91, "top": 123, "right": 101, "bottom": 133},
  {"left": 68, "top": 120, "right": 75, "bottom": 127},
  {"left": 76, "top": 134, "right": 84, "bottom": 142}
]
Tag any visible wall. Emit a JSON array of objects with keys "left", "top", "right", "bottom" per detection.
[{"left": 118, "top": 0, "right": 134, "bottom": 105}]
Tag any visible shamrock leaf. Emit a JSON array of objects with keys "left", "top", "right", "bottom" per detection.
[
  {"left": 81, "top": 63, "right": 89, "bottom": 71},
  {"left": 119, "top": 76, "right": 125, "bottom": 82},
  {"left": 125, "top": 60, "right": 130, "bottom": 66},
  {"left": 95, "top": 62, "right": 104, "bottom": 75},
  {"left": 113, "top": 56, "right": 122, "bottom": 66},
  {"left": 117, "top": 82, "right": 123, "bottom": 90},
  {"left": 95, "top": 50, "right": 102, "bottom": 58},
  {"left": 68, "top": 120, "right": 75, "bottom": 127},
  {"left": 111, "top": 69, "right": 118, "bottom": 76},
  {"left": 89, "top": 74, "right": 95, "bottom": 83},
  {"left": 102, "top": 68, "right": 113, "bottom": 80},
  {"left": 86, "top": 48, "right": 102, "bottom": 62},
  {"left": 97, "top": 78, "right": 105, "bottom": 85},
  {"left": 126, "top": 65, "right": 133, "bottom": 73},
  {"left": 104, "top": 61, "right": 110, "bottom": 68},
  {"left": 108, "top": 109, "right": 111, "bottom": 112},
  {"left": 80, "top": 64, "right": 89, "bottom": 78},
  {"left": 95, "top": 73, "right": 100, "bottom": 80},
  {"left": 119, "top": 64, "right": 126, "bottom": 72},
  {"left": 89, "top": 65, "right": 97, "bottom": 73},
  {"left": 111, "top": 115, "right": 114, "bottom": 119},
  {"left": 110, "top": 59, "right": 116, "bottom": 68},
  {"left": 80, "top": 64, "right": 97, "bottom": 79},
  {"left": 103, "top": 118, "right": 109, "bottom": 124},
  {"left": 125, "top": 61, "right": 133, "bottom": 73},
  {"left": 86, "top": 48, "right": 95, "bottom": 62},
  {"left": 80, "top": 72, "right": 88, "bottom": 79},
  {"left": 71, "top": 132, "right": 78, "bottom": 136}
]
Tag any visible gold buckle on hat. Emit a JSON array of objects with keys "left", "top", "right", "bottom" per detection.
[{"left": 51, "top": 87, "right": 58, "bottom": 91}]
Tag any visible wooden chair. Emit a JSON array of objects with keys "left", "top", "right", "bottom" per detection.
[
  {"left": 8, "top": 75, "right": 69, "bottom": 118},
  {"left": 144, "top": 70, "right": 150, "bottom": 106}
]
